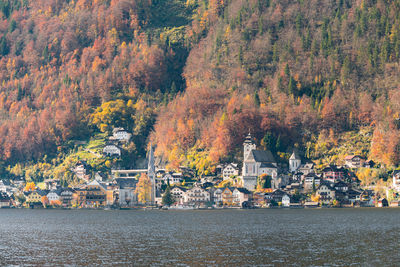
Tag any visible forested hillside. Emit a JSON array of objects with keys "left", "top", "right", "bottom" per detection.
[
  {"left": 152, "top": 0, "right": 400, "bottom": 174},
  {"left": 0, "top": 0, "right": 198, "bottom": 177},
  {"left": 1, "top": 0, "right": 400, "bottom": 181}
]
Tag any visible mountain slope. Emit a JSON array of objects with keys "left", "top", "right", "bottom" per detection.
[{"left": 152, "top": 0, "right": 400, "bottom": 173}]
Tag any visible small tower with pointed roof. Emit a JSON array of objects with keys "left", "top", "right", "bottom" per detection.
[
  {"left": 289, "top": 150, "right": 301, "bottom": 173},
  {"left": 243, "top": 132, "right": 256, "bottom": 161}
]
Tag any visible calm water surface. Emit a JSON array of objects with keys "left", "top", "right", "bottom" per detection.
[{"left": 0, "top": 208, "right": 399, "bottom": 266}]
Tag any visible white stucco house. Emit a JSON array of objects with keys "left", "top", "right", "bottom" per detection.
[
  {"left": 223, "top": 163, "right": 240, "bottom": 180},
  {"left": 112, "top": 127, "right": 132, "bottom": 142},
  {"left": 47, "top": 190, "right": 61, "bottom": 203},
  {"left": 103, "top": 144, "right": 121, "bottom": 157},
  {"left": 282, "top": 194, "right": 291, "bottom": 207}
]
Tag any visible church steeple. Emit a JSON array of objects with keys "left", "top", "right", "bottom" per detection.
[
  {"left": 243, "top": 132, "right": 256, "bottom": 160},
  {"left": 148, "top": 142, "right": 156, "bottom": 205}
]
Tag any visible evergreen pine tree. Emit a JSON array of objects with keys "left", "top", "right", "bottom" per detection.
[{"left": 162, "top": 186, "right": 175, "bottom": 206}]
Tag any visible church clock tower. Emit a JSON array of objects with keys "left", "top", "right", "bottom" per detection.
[{"left": 243, "top": 132, "right": 256, "bottom": 160}]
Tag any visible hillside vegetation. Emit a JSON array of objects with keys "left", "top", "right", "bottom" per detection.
[
  {"left": 0, "top": 0, "right": 400, "bottom": 181},
  {"left": 151, "top": 0, "right": 400, "bottom": 173}
]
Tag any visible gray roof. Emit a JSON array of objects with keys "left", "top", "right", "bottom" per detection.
[
  {"left": 235, "top": 188, "right": 252, "bottom": 194},
  {"left": 260, "top": 162, "right": 277, "bottom": 169},
  {"left": 245, "top": 150, "right": 276, "bottom": 163}
]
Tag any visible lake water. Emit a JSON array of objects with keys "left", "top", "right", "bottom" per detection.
[{"left": 0, "top": 208, "right": 399, "bottom": 266}]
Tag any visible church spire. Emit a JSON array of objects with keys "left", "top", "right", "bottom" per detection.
[{"left": 148, "top": 142, "right": 156, "bottom": 205}]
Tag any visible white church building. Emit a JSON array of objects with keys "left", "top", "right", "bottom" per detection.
[{"left": 242, "top": 133, "right": 278, "bottom": 190}]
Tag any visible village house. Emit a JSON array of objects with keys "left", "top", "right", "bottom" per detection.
[
  {"left": 344, "top": 155, "right": 365, "bottom": 169},
  {"left": 0, "top": 192, "right": 10, "bottom": 208},
  {"left": 298, "top": 162, "right": 315, "bottom": 176},
  {"left": 359, "top": 190, "right": 375, "bottom": 206},
  {"left": 222, "top": 187, "right": 235, "bottom": 206},
  {"left": 304, "top": 173, "right": 321, "bottom": 192},
  {"left": 333, "top": 181, "right": 349, "bottom": 192},
  {"left": 284, "top": 182, "right": 302, "bottom": 195},
  {"left": 212, "top": 188, "right": 223, "bottom": 206},
  {"left": 184, "top": 185, "right": 210, "bottom": 206},
  {"left": 316, "top": 183, "right": 336, "bottom": 205},
  {"left": 44, "top": 179, "right": 60, "bottom": 190},
  {"left": 282, "top": 194, "right": 291, "bottom": 207},
  {"left": 270, "top": 189, "right": 288, "bottom": 205},
  {"left": 252, "top": 192, "right": 267, "bottom": 207},
  {"left": 111, "top": 127, "right": 132, "bottom": 142},
  {"left": 242, "top": 133, "right": 278, "bottom": 190},
  {"left": 272, "top": 174, "right": 289, "bottom": 190},
  {"left": 76, "top": 180, "right": 107, "bottom": 208},
  {"left": 60, "top": 188, "right": 75, "bottom": 207},
  {"left": 171, "top": 186, "right": 187, "bottom": 205},
  {"left": 72, "top": 161, "right": 91, "bottom": 181},
  {"left": 291, "top": 172, "right": 303, "bottom": 183},
  {"left": 364, "top": 160, "right": 375, "bottom": 168},
  {"left": 163, "top": 172, "right": 183, "bottom": 185},
  {"left": 232, "top": 188, "right": 252, "bottom": 207},
  {"left": 289, "top": 151, "right": 301, "bottom": 173},
  {"left": 223, "top": 163, "right": 240, "bottom": 180},
  {"left": 103, "top": 144, "right": 121, "bottom": 157},
  {"left": 0, "top": 180, "right": 12, "bottom": 194},
  {"left": 25, "top": 190, "right": 49, "bottom": 207},
  {"left": 47, "top": 190, "right": 61, "bottom": 204},
  {"left": 322, "top": 165, "right": 345, "bottom": 183}
]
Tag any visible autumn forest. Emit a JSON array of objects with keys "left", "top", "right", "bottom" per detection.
[{"left": 0, "top": 0, "right": 400, "bottom": 184}]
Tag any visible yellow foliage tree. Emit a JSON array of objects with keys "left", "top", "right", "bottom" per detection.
[
  {"left": 356, "top": 168, "right": 379, "bottom": 186},
  {"left": 50, "top": 199, "right": 62, "bottom": 206},
  {"left": 311, "top": 194, "right": 320, "bottom": 202},
  {"left": 24, "top": 182, "right": 35, "bottom": 192},
  {"left": 41, "top": 196, "right": 49, "bottom": 208},
  {"left": 135, "top": 173, "right": 152, "bottom": 204}
]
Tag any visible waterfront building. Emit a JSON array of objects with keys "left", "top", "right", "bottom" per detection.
[
  {"left": 212, "top": 188, "right": 223, "bottom": 206},
  {"left": 47, "top": 190, "right": 61, "bottom": 204},
  {"left": 170, "top": 186, "right": 186, "bottom": 205},
  {"left": 282, "top": 194, "right": 291, "bottom": 207},
  {"left": 221, "top": 187, "right": 235, "bottom": 206},
  {"left": 76, "top": 180, "right": 107, "bottom": 208},
  {"left": 0, "top": 192, "right": 10, "bottom": 208},
  {"left": 316, "top": 183, "right": 335, "bottom": 205},
  {"left": 184, "top": 185, "right": 210, "bottom": 206},
  {"left": 60, "top": 188, "right": 75, "bottom": 207},
  {"left": 232, "top": 188, "right": 252, "bottom": 207}
]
